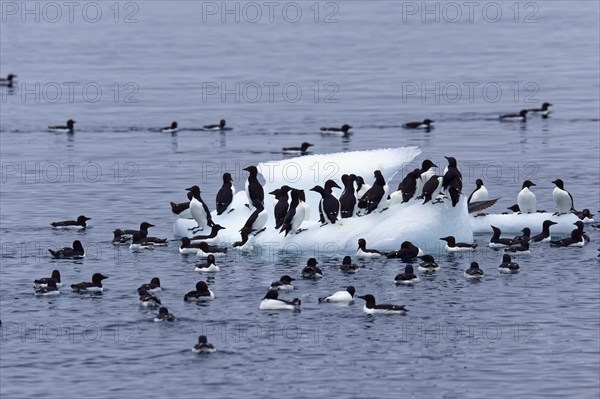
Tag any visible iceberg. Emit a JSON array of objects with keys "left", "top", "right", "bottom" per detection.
[{"left": 173, "top": 147, "right": 474, "bottom": 253}]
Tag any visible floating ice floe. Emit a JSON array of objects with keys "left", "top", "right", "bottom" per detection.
[{"left": 174, "top": 147, "right": 474, "bottom": 251}]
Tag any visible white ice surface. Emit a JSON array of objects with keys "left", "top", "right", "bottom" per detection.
[{"left": 174, "top": 147, "right": 475, "bottom": 250}]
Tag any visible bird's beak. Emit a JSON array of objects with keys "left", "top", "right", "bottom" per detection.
[
  {"left": 185, "top": 186, "right": 193, "bottom": 191},
  {"left": 333, "top": 182, "right": 341, "bottom": 189}
]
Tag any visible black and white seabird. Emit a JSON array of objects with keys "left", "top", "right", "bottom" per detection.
[
  {"left": 160, "top": 121, "right": 178, "bottom": 133},
  {"left": 192, "top": 335, "right": 216, "bottom": 353},
  {"left": 137, "top": 277, "right": 162, "bottom": 294},
  {"left": 340, "top": 256, "right": 358, "bottom": 273},
  {"left": 527, "top": 102, "right": 552, "bottom": 117},
  {"left": 171, "top": 192, "right": 193, "bottom": 218},
  {"left": 573, "top": 220, "right": 591, "bottom": 243},
  {"left": 242, "top": 199, "right": 268, "bottom": 235},
  {"left": 357, "top": 294, "right": 408, "bottom": 315},
  {"left": 402, "top": 119, "right": 434, "bottom": 129},
  {"left": 48, "top": 240, "right": 85, "bottom": 259},
  {"left": 139, "top": 290, "right": 161, "bottom": 307},
  {"left": 48, "top": 119, "right": 75, "bottom": 133},
  {"left": 517, "top": 180, "right": 537, "bottom": 213},
  {"left": 418, "top": 175, "right": 443, "bottom": 205},
  {"left": 386, "top": 241, "right": 421, "bottom": 261},
  {"left": 397, "top": 168, "right": 422, "bottom": 203},
  {"left": 417, "top": 255, "right": 439, "bottom": 272},
  {"left": 320, "top": 124, "right": 352, "bottom": 135},
  {"left": 34, "top": 270, "right": 62, "bottom": 288},
  {"left": 203, "top": 119, "right": 227, "bottom": 130},
  {"left": 215, "top": 173, "right": 235, "bottom": 215},
  {"left": 357, "top": 238, "right": 385, "bottom": 257},
  {"left": 302, "top": 258, "right": 323, "bottom": 279},
  {"left": 259, "top": 289, "right": 301, "bottom": 310},
  {"left": 339, "top": 174, "right": 358, "bottom": 218},
  {"left": 270, "top": 275, "right": 295, "bottom": 291},
  {"left": 50, "top": 215, "right": 91, "bottom": 230},
  {"left": 488, "top": 226, "right": 515, "bottom": 248},
  {"left": 357, "top": 170, "right": 388, "bottom": 214},
  {"left": 498, "top": 254, "right": 520, "bottom": 274},
  {"left": 531, "top": 220, "right": 558, "bottom": 242},
  {"left": 500, "top": 109, "right": 528, "bottom": 121},
  {"left": 183, "top": 281, "right": 214, "bottom": 301},
  {"left": 35, "top": 279, "right": 60, "bottom": 296},
  {"left": 154, "top": 307, "right": 176, "bottom": 321},
  {"left": 552, "top": 179, "right": 575, "bottom": 215},
  {"left": 416, "top": 159, "right": 438, "bottom": 196},
  {"left": 440, "top": 236, "right": 478, "bottom": 252},
  {"left": 270, "top": 185, "right": 291, "bottom": 229},
  {"left": 466, "top": 179, "right": 499, "bottom": 213},
  {"left": 186, "top": 185, "right": 214, "bottom": 233},
  {"left": 71, "top": 273, "right": 108, "bottom": 292},
  {"left": 280, "top": 189, "right": 306, "bottom": 236},
  {"left": 441, "top": 156, "right": 463, "bottom": 207},
  {"left": 394, "top": 264, "right": 420, "bottom": 284},
  {"left": 311, "top": 181, "right": 341, "bottom": 225},
  {"left": 0, "top": 74, "right": 17, "bottom": 87},
  {"left": 504, "top": 240, "right": 531, "bottom": 255},
  {"left": 318, "top": 286, "right": 355, "bottom": 303},
  {"left": 464, "top": 262, "right": 484, "bottom": 278},
  {"left": 282, "top": 142, "right": 314, "bottom": 154},
  {"left": 243, "top": 165, "right": 264, "bottom": 210},
  {"left": 195, "top": 254, "right": 219, "bottom": 272},
  {"left": 550, "top": 229, "right": 585, "bottom": 247}
]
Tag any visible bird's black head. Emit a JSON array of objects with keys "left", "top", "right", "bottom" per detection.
[
  {"left": 180, "top": 237, "right": 191, "bottom": 246},
  {"left": 341, "top": 124, "right": 352, "bottom": 133},
  {"left": 325, "top": 179, "right": 341, "bottom": 190},
  {"left": 542, "top": 102, "right": 553, "bottom": 109},
  {"left": 307, "top": 258, "right": 318, "bottom": 267},
  {"left": 185, "top": 185, "right": 201, "bottom": 197},
  {"left": 171, "top": 121, "right": 178, "bottom": 128},
  {"left": 300, "top": 142, "right": 314, "bottom": 151},
  {"left": 73, "top": 240, "right": 84, "bottom": 251},
  {"left": 347, "top": 286, "right": 356, "bottom": 296},
  {"left": 219, "top": 119, "right": 226, "bottom": 127},
  {"left": 66, "top": 119, "right": 76, "bottom": 128},
  {"left": 522, "top": 180, "right": 536, "bottom": 189},
  {"left": 92, "top": 273, "right": 108, "bottom": 283},
  {"left": 150, "top": 277, "right": 161, "bottom": 286},
  {"left": 140, "top": 222, "right": 155, "bottom": 230},
  {"left": 357, "top": 238, "right": 366, "bottom": 249},
  {"left": 342, "top": 256, "right": 352, "bottom": 265},
  {"left": 470, "top": 262, "right": 480, "bottom": 270},
  {"left": 7, "top": 74, "right": 17, "bottom": 80},
  {"left": 158, "top": 307, "right": 169, "bottom": 315},
  {"left": 423, "top": 119, "right": 433, "bottom": 125},
  {"left": 223, "top": 172, "right": 233, "bottom": 183},
  {"left": 207, "top": 254, "right": 216, "bottom": 264},
  {"left": 502, "top": 254, "right": 511, "bottom": 263},
  {"left": 507, "top": 204, "right": 520, "bottom": 212},
  {"left": 243, "top": 165, "right": 258, "bottom": 175},
  {"left": 519, "top": 110, "right": 529, "bottom": 117},
  {"left": 404, "top": 264, "right": 414, "bottom": 274},
  {"left": 551, "top": 179, "right": 564, "bottom": 189},
  {"left": 198, "top": 335, "right": 208, "bottom": 344},
  {"left": 280, "top": 275, "right": 295, "bottom": 284},
  {"left": 421, "top": 159, "right": 437, "bottom": 171},
  {"left": 195, "top": 281, "right": 209, "bottom": 292},
  {"left": 51, "top": 270, "right": 61, "bottom": 280},
  {"left": 444, "top": 156, "right": 457, "bottom": 167},
  {"left": 475, "top": 179, "right": 484, "bottom": 188},
  {"left": 77, "top": 215, "right": 91, "bottom": 223}
]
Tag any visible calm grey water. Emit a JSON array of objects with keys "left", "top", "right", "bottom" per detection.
[{"left": 1, "top": 1, "right": 599, "bottom": 398}]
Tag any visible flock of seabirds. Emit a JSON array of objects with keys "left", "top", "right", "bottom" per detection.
[{"left": 3, "top": 73, "right": 596, "bottom": 353}]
